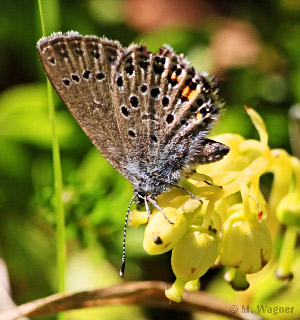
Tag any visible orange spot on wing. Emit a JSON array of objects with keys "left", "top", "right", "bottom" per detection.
[
  {"left": 182, "top": 86, "right": 190, "bottom": 97},
  {"left": 188, "top": 89, "right": 199, "bottom": 101},
  {"left": 196, "top": 112, "right": 202, "bottom": 120},
  {"left": 171, "top": 73, "right": 182, "bottom": 83},
  {"left": 171, "top": 73, "right": 177, "bottom": 81}
]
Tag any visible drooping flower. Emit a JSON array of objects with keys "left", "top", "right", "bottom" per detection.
[{"left": 130, "top": 107, "right": 299, "bottom": 302}]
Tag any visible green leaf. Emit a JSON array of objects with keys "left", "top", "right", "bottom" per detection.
[{"left": 0, "top": 83, "right": 84, "bottom": 148}]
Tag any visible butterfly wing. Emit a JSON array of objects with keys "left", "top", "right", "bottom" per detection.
[
  {"left": 37, "top": 31, "right": 138, "bottom": 184},
  {"left": 109, "top": 44, "right": 229, "bottom": 185},
  {"left": 37, "top": 32, "right": 229, "bottom": 193}
]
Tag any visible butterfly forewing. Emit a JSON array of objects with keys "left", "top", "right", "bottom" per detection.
[
  {"left": 37, "top": 32, "right": 139, "bottom": 183},
  {"left": 111, "top": 45, "right": 167, "bottom": 168}
]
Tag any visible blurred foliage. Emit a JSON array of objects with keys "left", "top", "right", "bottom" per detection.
[{"left": 0, "top": 0, "right": 300, "bottom": 319}]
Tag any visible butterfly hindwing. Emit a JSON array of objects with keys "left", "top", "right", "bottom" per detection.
[{"left": 111, "top": 43, "right": 224, "bottom": 175}]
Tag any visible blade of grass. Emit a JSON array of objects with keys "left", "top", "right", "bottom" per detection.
[{"left": 37, "top": 1, "right": 66, "bottom": 319}]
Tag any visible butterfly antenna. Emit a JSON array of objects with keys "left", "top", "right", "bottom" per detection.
[{"left": 120, "top": 193, "right": 138, "bottom": 277}]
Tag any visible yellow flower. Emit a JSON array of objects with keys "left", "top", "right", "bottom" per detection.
[
  {"left": 166, "top": 226, "right": 219, "bottom": 302},
  {"left": 276, "top": 156, "right": 300, "bottom": 227},
  {"left": 143, "top": 196, "right": 202, "bottom": 255},
  {"left": 129, "top": 107, "right": 299, "bottom": 302},
  {"left": 220, "top": 208, "right": 272, "bottom": 274}
]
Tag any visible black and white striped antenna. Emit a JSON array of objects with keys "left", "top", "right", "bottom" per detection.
[{"left": 119, "top": 193, "right": 138, "bottom": 277}]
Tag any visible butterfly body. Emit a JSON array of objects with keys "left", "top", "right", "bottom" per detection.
[{"left": 37, "top": 31, "right": 229, "bottom": 201}]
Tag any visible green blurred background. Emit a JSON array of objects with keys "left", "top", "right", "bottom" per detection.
[{"left": 0, "top": 0, "right": 300, "bottom": 319}]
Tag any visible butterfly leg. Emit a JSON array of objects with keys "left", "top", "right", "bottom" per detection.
[
  {"left": 165, "top": 181, "right": 203, "bottom": 203},
  {"left": 184, "top": 172, "right": 223, "bottom": 189},
  {"left": 144, "top": 196, "right": 151, "bottom": 224},
  {"left": 146, "top": 196, "right": 174, "bottom": 225}
]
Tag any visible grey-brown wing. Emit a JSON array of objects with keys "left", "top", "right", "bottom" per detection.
[
  {"left": 109, "top": 43, "right": 225, "bottom": 176},
  {"left": 37, "top": 31, "right": 138, "bottom": 185}
]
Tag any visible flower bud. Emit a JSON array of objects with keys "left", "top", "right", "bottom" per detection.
[
  {"left": 276, "top": 193, "right": 300, "bottom": 227},
  {"left": 276, "top": 156, "right": 300, "bottom": 227},
  {"left": 166, "top": 226, "right": 219, "bottom": 302},
  {"left": 143, "top": 198, "right": 201, "bottom": 255},
  {"left": 171, "top": 226, "right": 219, "bottom": 281},
  {"left": 129, "top": 209, "right": 148, "bottom": 228},
  {"left": 220, "top": 210, "right": 272, "bottom": 274}
]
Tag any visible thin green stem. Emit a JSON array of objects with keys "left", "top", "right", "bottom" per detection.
[
  {"left": 240, "top": 181, "right": 252, "bottom": 220},
  {"left": 38, "top": 1, "right": 66, "bottom": 319},
  {"left": 278, "top": 226, "right": 298, "bottom": 276},
  {"left": 202, "top": 199, "right": 215, "bottom": 229},
  {"left": 38, "top": 0, "right": 46, "bottom": 35}
]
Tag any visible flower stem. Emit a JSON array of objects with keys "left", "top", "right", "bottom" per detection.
[
  {"left": 240, "top": 181, "right": 252, "bottom": 220},
  {"left": 202, "top": 199, "right": 215, "bottom": 229},
  {"left": 277, "top": 226, "right": 298, "bottom": 277},
  {"left": 38, "top": 1, "right": 66, "bottom": 319}
]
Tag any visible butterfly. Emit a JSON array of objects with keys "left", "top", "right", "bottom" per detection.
[{"left": 37, "top": 31, "right": 229, "bottom": 275}]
